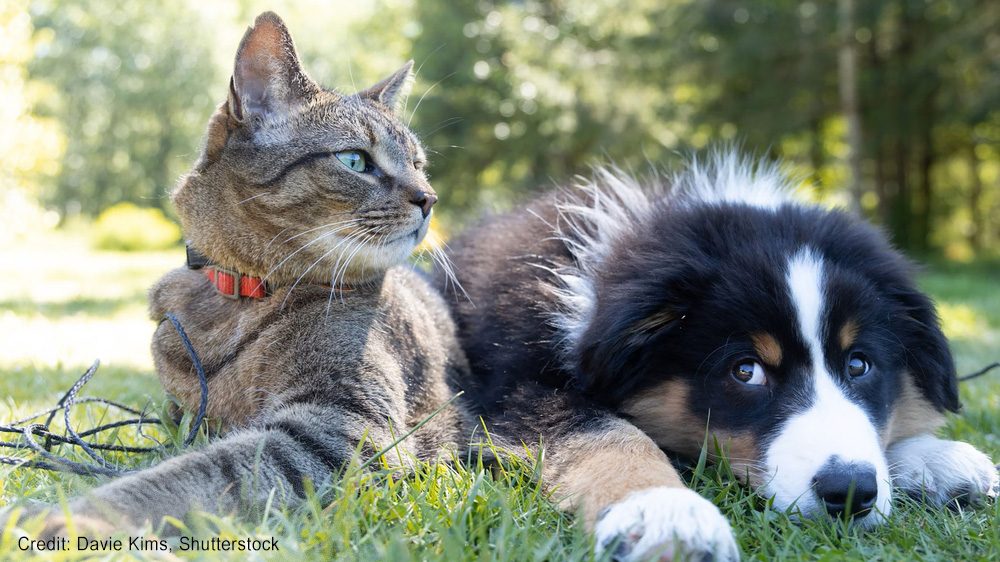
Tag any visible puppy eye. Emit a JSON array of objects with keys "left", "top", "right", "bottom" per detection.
[
  {"left": 732, "top": 360, "right": 767, "bottom": 386},
  {"left": 847, "top": 352, "right": 871, "bottom": 377}
]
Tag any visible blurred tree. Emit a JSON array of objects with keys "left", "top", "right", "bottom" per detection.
[
  {"left": 409, "top": 0, "right": 706, "bottom": 218},
  {"left": 0, "top": 0, "right": 63, "bottom": 242},
  {"left": 12, "top": 0, "right": 999, "bottom": 255},
  {"left": 28, "top": 0, "right": 219, "bottom": 217},
  {"left": 839, "top": 0, "right": 864, "bottom": 212},
  {"left": 701, "top": 0, "right": 1000, "bottom": 254}
]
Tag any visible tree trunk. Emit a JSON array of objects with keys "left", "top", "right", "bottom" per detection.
[
  {"left": 874, "top": 140, "right": 889, "bottom": 224},
  {"left": 799, "top": 3, "right": 823, "bottom": 186},
  {"left": 889, "top": 0, "right": 915, "bottom": 250},
  {"left": 893, "top": 138, "right": 911, "bottom": 250},
  {"left": 838, "top": 0, "right": 864, "bottom": 213},
  {"left": 916, "top": 137, "right": 933, "bottom": 253},
  {"left": 866, "top": 25, "right": 890, "bottom": 225},
  {"left": 916, "top": 92, "right": 935, "bottom": 253},
  {"left": 967, "top": 143, "right": 984, "bottom": 252}
]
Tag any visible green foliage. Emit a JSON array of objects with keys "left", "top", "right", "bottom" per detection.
[
  {"left": 91, "top": 202, "right": 181, "bottom": 251},
  {"left": 405, "top": 0, "right": 1000, "bottom": 257},
  {"left": 8, "top": 0, "right": 1000, "bottom": 254},
  {"left": 27, "top": 0, "right": 219, "bottom": 217}
]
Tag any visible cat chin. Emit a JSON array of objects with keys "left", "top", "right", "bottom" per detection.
[
  {"left": 355, "top": 234, "right": 423, "bottom": 271},
  {"left": 312, "top": 222, "right": 427, "bottom": 281}
]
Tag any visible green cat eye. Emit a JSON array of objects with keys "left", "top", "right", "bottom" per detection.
[{"left": 335, "top": 150, "right": 369, "bottom": 173}]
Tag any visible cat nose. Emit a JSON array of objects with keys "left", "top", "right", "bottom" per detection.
[{"left": 410, "top": 190, "right": 437, "bottom": 218}]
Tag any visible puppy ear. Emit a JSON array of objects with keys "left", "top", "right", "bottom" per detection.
[
  {"left": 574, "top": 262, "right": 700, "bottom": 404},
  {"left": 360, "top": 60, "right": 414, "bottom": 113},
  {"left": 893, "top": 286, "right": 960, "bottom": 412},
  {"left": 230, "top": 12, "right": 318, "bottom": 126},
  {"left": 577, "top": 305, "right": 684, "bottom": 402}
]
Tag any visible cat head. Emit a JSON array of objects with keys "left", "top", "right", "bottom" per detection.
[{"left": 173, "top": 11, "right": 434, "bottom": 287}]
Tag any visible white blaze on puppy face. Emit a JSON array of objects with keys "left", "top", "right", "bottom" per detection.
[{"left": 761, "top": 250, "right": 891, "bottom": 525}]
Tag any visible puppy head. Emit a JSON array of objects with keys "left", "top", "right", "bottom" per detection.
[{"left": 567, "top": 190, "right": 957, "bottom": 525}]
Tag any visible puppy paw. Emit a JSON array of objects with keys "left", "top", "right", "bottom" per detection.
[
  {"left": 887, "top": 435, "right": 999, "bottom": 506},
  {"left": 594, "top": 487, "right": 739, "bottom": 562}
]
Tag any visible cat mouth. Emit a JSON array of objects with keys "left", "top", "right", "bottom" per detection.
[{"left": 385, "top": 224, "right": 425, "bottom": 245}]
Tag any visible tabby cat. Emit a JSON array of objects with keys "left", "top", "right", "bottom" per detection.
[{"left": 7, "top": 11, "right": 469, "bottom": 534}]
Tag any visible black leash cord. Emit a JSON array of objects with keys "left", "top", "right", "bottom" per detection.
[
  {"left": 163, "top": 312, "right": 209, "bottom": 446},
  {"left": 959, "top": 362, "right": 1000, "bottom": 382},
  {"left": 0, "top": 313, "right": 209, "bottom": 476}
]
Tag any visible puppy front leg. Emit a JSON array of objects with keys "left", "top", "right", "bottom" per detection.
[
  {"left": 887, "top": 434, "right": 999, "bottom": 506},
  {"left": 548, "top": 419, "right": 739, "bottom": 562}
]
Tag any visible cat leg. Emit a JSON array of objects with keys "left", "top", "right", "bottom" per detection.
[
  {"left": 3, "top": 397, "right": 411, "bottom": 537},
  {"left": 478, "top": 383, "right": 739, "bottom": 562},
  {"left": 887, "top": 434, "right": 999, "bottom": 505}
]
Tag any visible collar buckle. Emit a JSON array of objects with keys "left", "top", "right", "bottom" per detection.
[{"left": 215, "top": 266, "right": 242, "bottom": 300}]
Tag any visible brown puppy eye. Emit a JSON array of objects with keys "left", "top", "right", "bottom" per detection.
[
  {"left": 847, "top": 353, "right": 871, "bottom": 377},
  {"left": 732, "top": 360, "right": 767, "bottom": 386}
]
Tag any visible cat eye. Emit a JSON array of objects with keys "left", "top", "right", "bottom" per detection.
[
  {"left": 335, "top": 150, "right": 375, "bottom": 174},
  {"left": 413, "top": 160, "right": 426, "bottom": 170},
  {"left": 847, "top": 352, "right": 871, "bottom": 377},
  {"left": 732, "top": 359, "right": 767, "bottom": 386}
]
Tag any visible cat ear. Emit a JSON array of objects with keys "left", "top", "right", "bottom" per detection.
[
  {"left": 360, "top": 60, "right": 415, "bottom": 113},
  {"left": 230, "top": 11, "right": 317, "bottom": 126}
]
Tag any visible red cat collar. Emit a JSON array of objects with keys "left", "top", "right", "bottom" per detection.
[
  {"left": 187, "top": 244, "right": 268, "bottom": 300},
  {"left": 205, "top": 266, "right": 268, "bottom": 299}
]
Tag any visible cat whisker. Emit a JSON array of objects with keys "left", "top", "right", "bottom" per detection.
[
  {"left": 326, "top": 230, "right": 365, "bottom": 313},
  {"left": 280, "top": 228, "right": 370, "bottom": 310},
  {"left": 407, "top": 71, "right": 456, "bottom": 128},
  {"left": 421, "top": 117, "right": 464, "bottom": 138},
  {"left": 430, "top": 243, "right": 469, "bottom": 302},
  {"left": 334, "top": 229, "right": 374, "bottom": 293},
  {"left": 358, "top": 227, "right": 392, "bottom": 285},
  {"left": 346, "top": 50, "right": 358, "bottom": 92},
  {"left": 263, "top": 226, "right": 293, "bottom": 253},
  {"left": 264, "top": 223, "right": 358, "bottom": 284},
  {"left": 261, "top": 217, "right": 357, "bottom": 257},
  {"left": 334, "top": 225, "right": 390, "bottom": 304},
  {"left": 404, "top": 43, "right": 446, "bottom": 116},
  {"left": 281, "top": 217, "right": 360, "bottom": 245},
  {"left": 326, "top": 228, "right": 378, "bottom": 316},
  {"left": 237, "top": 192, "right": 270, "bottom": 205}
]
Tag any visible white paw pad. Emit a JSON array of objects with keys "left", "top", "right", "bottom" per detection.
[
  {"left": 594, "top": 487, "right": 739, "bottom": 561},
  {"left": 887, "top": 435, "right": 999, "bottom": 505}
]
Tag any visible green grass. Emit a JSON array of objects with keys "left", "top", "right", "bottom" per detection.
[{"left": 0, "top": 231, "right": 998, "bottom": 561}]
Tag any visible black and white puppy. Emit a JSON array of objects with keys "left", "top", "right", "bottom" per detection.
[{"left": 441, "top": 151, "right": 999, "bottom": 561}]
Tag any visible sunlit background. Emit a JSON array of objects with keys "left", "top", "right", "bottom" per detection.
[
  {"left": 0, "top": 0, "right": 997, "bottom": 396},
  {"left": 3, "top": 0, "right": 999, "bottom": 252},
  {"left": 1, "top": 5, "right": 999, "bottom": 551}
]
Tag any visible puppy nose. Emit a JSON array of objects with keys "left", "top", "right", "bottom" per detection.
[
  {"left": 410, "top": 191, "right": 437, "bottom": 218},
  {"left": 812, "top": 459, "right": 878, "bottom": 518}
]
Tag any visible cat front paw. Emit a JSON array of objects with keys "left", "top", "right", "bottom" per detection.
[
  {"left": 887, "top": 435, "right": 999, "bottom": 506},
  {"left": 594, "top": 487, "right": 739, "bottom": 562}
]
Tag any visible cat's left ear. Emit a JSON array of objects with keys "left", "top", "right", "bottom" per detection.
[
  {"left": 360, "top": 60, "right": 415, "bottom": 113},
  {"left": 230, "top": 12, "right": 318, "bottom": 126}
]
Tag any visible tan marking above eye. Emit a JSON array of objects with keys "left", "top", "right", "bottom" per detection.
[
  {"left": 751, "top": 332, "right": 783, "bottom": 366},
  {"left": 629, "top": 309, "right": 676, "bottom": 335},
  {"left": 839, "top": 319, "right": 859, "bottom": 351}
]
